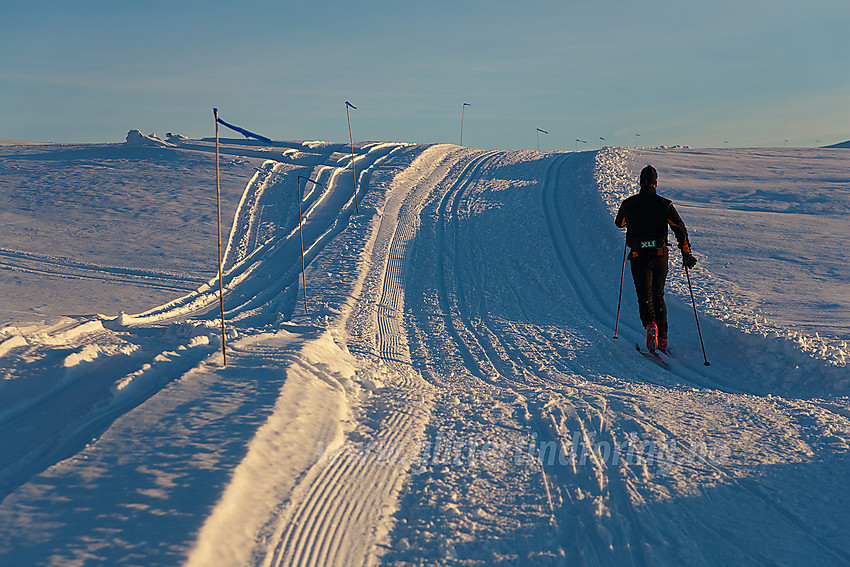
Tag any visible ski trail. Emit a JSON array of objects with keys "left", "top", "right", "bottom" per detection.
[
  {"left": 429, "top": 151, "right": 646, "bottom": 565},
  {"left": 196, "top": 145, "right": 453, "bottom": 567},
  {"left": 539, "top": 152, "right": 738, "bottom": 392},
  {"left": 434, "top": 150, "right": 504, "bottom": 380},
  {"left": 4, "top": 141, "right": 849, "bottom": 565},
  {"left": 0, "top": 141, "right": 403, "bottom": 510},
  {"left": 126, "top": 143, "right": 400, "bottom": 326}
]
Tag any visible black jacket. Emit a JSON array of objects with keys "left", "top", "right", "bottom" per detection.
[{"left": 615, "top": 186, "right": 691, "bottom": 257}]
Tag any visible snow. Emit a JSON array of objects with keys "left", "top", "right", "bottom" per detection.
[
  {"left": 125, "top": 129, "right": 175, "bottom": 148},
  {"left": 825, "top": 140, "right": 850, "bottom": 149},
  {"left": 0, "top": 134, "right": 848, "bottom": 566},
  {"left": 597, "top": 146, "right": 850, "bottom": 371}
]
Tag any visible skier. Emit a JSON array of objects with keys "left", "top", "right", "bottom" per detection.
[{"left": 615, "top": 165, "right": 697, "bottom": 352}]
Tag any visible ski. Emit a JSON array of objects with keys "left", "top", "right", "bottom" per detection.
[{"left": 636, "top": 343, "right": 668, "bottom": 366}]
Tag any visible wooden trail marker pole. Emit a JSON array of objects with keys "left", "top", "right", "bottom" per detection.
[
  {"left": 460, "top": 102, "right": 471, "bottom": 146},
  {"left": 345, "top": 101, "right": 358, "bottom": 213},
  {"left": 296, "top": 175, "right": 321, "bottom": 314},
  {"left": 537, "top": 127, "right": 548, "bottom": 151},
  {"left": 213, "top": 108, "right": 228, "bottom": 366}
]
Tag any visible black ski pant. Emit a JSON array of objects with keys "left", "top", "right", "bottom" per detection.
[{"left": 630, "top": 254, "right": 668, "bottom": 340}]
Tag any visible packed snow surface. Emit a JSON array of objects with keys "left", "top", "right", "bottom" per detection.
[{"left": 0, "top": 135, "right": 848, "bottom": 566}]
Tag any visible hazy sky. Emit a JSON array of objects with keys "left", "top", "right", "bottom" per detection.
[{"left": 2, "top": 0, "right": 848, "bottom": 149}]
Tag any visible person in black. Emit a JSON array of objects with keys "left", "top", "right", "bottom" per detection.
[{"left": 615, "top": 165, "right": 697, "bottom": 352}]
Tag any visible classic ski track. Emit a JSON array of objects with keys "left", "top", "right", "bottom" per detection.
[
  {"left": 131, "top": 145, "right": 398, "bottom": 326},
  {"left": 442, "top": 153, "right": 641, "bottom": 390},
  {"left": 225, "top": 160, "right": 283, "bottom": 267},
  {"left": 540, "top": 154, "right": 738, "bottom": 392},
  {"left": 432, "top": 151, "right": 628, "bottom": 563},
  {"left": 261, "top": 145, "right": 443, "bottom": 567},
  {"left": 434, "top": 150, "right": 505, "bottom": 382},
  {"left": 440, "top": 152, "right": 681, "bottom": 565}
]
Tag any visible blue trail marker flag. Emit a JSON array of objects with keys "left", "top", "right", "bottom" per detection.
[{"left": 213, "top": 109, "right": 272, "bottom": 144}]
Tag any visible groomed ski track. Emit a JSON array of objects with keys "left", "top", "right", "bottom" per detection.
[{"left": 0, "top": 140, "right": 848, "bottom": 566}]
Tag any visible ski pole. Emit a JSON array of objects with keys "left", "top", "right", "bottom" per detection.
[
  {"left": 685, "top": 265, "right": 710, "bottom": 366},
  {"left": 613, "top": 240, "right": 627, "bottom": 339}
]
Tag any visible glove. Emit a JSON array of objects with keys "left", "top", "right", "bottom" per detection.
[{"left": 683, "top": 253, "right": 697, "bottom": 269}]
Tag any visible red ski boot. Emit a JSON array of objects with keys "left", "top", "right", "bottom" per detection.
[{"left": 646, "top": 322, "right": 658, "bottom": 353}]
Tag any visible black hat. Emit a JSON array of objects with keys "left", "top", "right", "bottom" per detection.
[{"left": 640, "top": 165, "right": 657, "bottom": 187}]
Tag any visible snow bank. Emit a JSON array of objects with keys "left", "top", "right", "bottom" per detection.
[
  {"left": 0, "top": 334, "right": 27, "bottom": 357},
  {"left": 124, "top": 129, "right": 175, "bottom": 148},
  {"left": 33, "top": 320, "right": 104, "bottom": 345},
  {"left": 302, "top": 140, "right": 333, "bottom": 149},
  {"left": 110, "top": 335, "right": 211, "bottom": 397},
  {"left": 165, "top": 132, "right": 189, "bottom": 144},
  {"left": 62, "top": 343, "right": 102, "bottom": 368}
]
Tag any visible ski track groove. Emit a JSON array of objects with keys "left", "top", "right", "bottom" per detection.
[
  {"left": 0, "top": 247, "right": 204, "bottom": 289},
  {"left": 541, "top": 153, "right": 850, "bottom": 564},
  {"left": 262, "top": 145, "right": 440, "bottom": 567},
  {"left": 540, "top": 154, "right": 735, "bottom": 392},
  {"left": 438, "top": 151, "right": 661, "bottom": 565},
  {"left": 0, "top": 258, "right": 200, "bottom": 293},
  {"left": 431, "top": 151, "right": 626, "bottom": 563},
  {"left": 434, "top": 150, "right": 504, "bottom": 382}
]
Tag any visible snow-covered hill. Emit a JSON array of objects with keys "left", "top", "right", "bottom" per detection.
[{"left": 0, "top": 136, "right": 848, "bottom": 565}]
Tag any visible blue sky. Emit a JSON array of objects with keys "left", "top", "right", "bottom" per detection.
[{"left": 2, "top": 0, "right": 848, "bottom": 149}]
